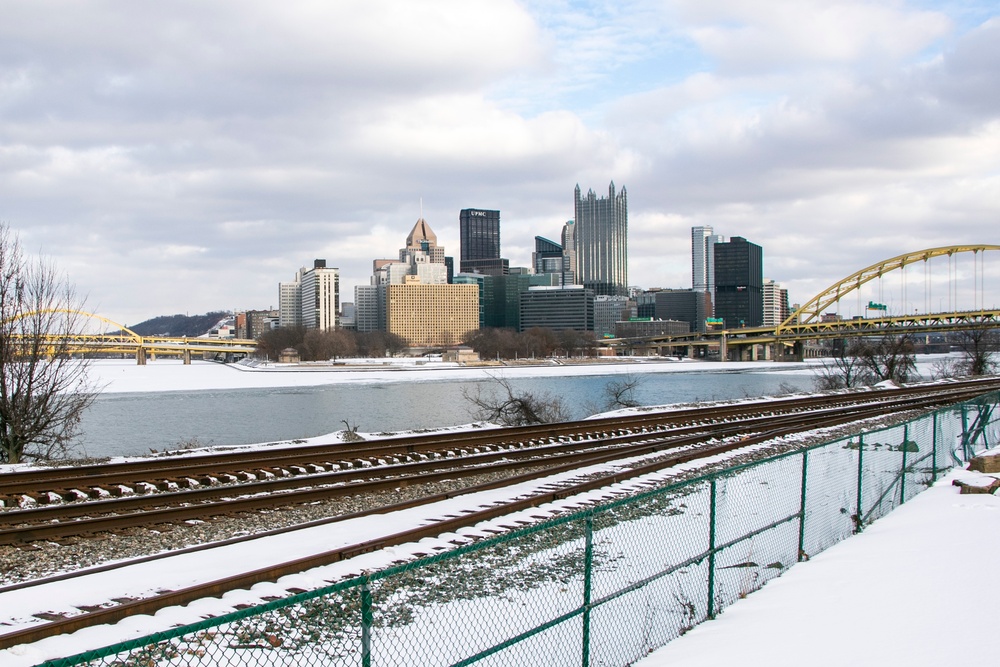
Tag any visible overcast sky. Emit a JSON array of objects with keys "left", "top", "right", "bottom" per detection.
[{"left": 2, "top": 0, "right": 998, "bottom": 326}]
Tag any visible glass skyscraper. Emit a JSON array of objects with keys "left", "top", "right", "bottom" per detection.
[
  {"left": 459, "top": 208, "right": 507, "bottom": 275},
  {"left": 692, "top": 225, "right": 724, "bottom": 306},
  {"left": 713, "top": 236, "right": 763, "bottom": 328},
  {"left": 573, "top": 182, "right": 628, "bottom": 297}
]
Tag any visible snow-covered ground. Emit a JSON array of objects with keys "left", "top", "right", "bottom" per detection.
[
  {"left": 636, "top": 464, "right": 1000, "bottom": 667},
  {"left": 3, "top": 355, "right": 988, "bottom": 666}
]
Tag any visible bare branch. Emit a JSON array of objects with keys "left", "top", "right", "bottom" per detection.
[
  {"left": 462, "top": 373, "right": 569, "bottom": 426},
  {"left": 0, "top": 224, "right": 100, "bottom": 464}
]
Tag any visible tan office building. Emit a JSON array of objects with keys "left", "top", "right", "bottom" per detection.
[{"left": 385, "top": 278, "right": 479, "bottom": 347}]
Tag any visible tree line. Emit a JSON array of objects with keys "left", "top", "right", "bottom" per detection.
[
  {"left": 814, "top": 330, "right": 999, "bottom": 390},
  {"left": 461, "top": 327, "right": 598, "bottom": 360},
  {"left": 255, "top": 326, "right": 600, "bottom": 362},
  {"left": 256, "top": 327, "right": 410, "bottom": 361}
]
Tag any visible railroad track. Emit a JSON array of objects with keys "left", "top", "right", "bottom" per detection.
[
  {"left": 1, "top": 380, "right": 995, "bottom": 547},
  {"left": 1, "top": 378, "right": 997, "bottom": 652}
]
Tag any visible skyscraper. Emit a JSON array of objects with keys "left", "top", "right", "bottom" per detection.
[
  {"left": 560, "top": 220, "right": 577, "bottom": 286},
  {"left": 713, "top": 236, "right": 763, "bottom": 329},
  {"left": 278, "top": 266, "right": 305, "bottom": 329},
  {"left": 459, "top": 208, "right": 507, "bottom": 275},
  {"left": 574, "top": 183, "right": 628, "bottom": 297},
  {"left": 532, "top": 236, "right": 563, "bottom": 277},
  {"left": 762, "top": 278, "right": 790, "bottom": 327},
  {"left": 692, "top": 226, "right": 725, "bottom": 305},
  {"left": 300, "top": 259, "right": 340, "bottom": 330}
]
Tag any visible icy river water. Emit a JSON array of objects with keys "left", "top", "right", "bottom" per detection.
[{"left": 74, "top": 365, "right": 818, "bottom": 459}]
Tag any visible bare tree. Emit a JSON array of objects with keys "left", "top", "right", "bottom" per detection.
[
  {"left": 855, "top": 334, "right": 917, "bottom": 384},
  {"left": 256, "top": 326, "right": 305, "bottom": 361},
  {"left": 463, "top": 374, "right": 569, "bottom": 426},
  {"left": 953, "top": 328, "right": 999, "bottom": 377},
  {"left": 0, "top": 225, "right": 100, "bottom": 464},
  {"left": 813, "top": 334, "right": 917, "bottom": 390},
  {"left": 814, "top": 351, "right": 873, "bottom": 390},
  {"left": 604, "top": 373, "right": 644, "bottom": 409}
]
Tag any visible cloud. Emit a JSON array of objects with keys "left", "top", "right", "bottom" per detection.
[{"left": 1, "top": 0, "right": 998, "bottom": 324}]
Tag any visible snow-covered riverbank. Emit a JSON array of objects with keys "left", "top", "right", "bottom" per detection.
[{"left": 89, "top": 356, "right": 820, "bottom": 393}]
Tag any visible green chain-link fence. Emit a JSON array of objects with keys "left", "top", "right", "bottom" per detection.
[{"left": 34, "top": 390, "right": 1000, "bottom": 667}]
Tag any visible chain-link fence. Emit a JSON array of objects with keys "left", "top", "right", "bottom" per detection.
[{"left": 36, "top": 391, "right": 1000, "bottom": 667}]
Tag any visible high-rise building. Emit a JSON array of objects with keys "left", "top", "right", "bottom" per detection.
[
  {"left": 354, "top": 284, "right": 382, "bottom": 333},
  {"left": 241, "top": 309, "right": 279, "bottom": 339},
  {"left": 594, "top": 295, "right": 631, "bottom": 338},
  {"left": 713, "top": 237, "right": 763, "bottom": 329},
  {"left": 519, "top": 286, "right": 595, "bottom": 332},
  {"left": 278, "top": 267, "right": 305, "bottom": 329},
  {"left": 385, "top": 278, "right": 479, "bottom": 347},
  {"left": 459, "top": 208, "right": 507, "bottom": 275},
  {"left": 561, "top": 221, "right": 577, "bottom": 286},
  {"left": 300, "top": 259, "right": 340, "bottom": 330},
  {"left": 763, "top": 278, "right": 790, "bottom": 328},
  {"left": 358, "top": 218, "right": 477, "bottom": 346},
  {"left": 649, "top": 289, "right": 714, "bottom": 333},
  {"left": 692, "top": 226, "right": 725, "bottom": 306},
  {"left": 574, "top": 183, "right": 628, "bottom": 296},
  {"left": 533, "top": 236, "right": 563, "bottom": 279}
]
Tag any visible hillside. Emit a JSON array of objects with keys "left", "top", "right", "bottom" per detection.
[{"left": 127, "top": 312, "right": 231, "bottom": 337}]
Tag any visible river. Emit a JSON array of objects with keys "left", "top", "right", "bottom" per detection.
[{"left": 73, "top": 364, "right": 817, "bottom": 459}]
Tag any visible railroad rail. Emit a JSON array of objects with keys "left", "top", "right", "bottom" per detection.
[{"left": 1, "top": 378, "right": 998, "bottom": 651}]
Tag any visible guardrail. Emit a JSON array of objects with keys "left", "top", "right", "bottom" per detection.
[{"left": 32, "top": 390, "right": 1000, "bottom": 667}]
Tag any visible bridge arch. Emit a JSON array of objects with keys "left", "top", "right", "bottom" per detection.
[
  {"left": 7, "top": 309, "right": 143, "bottom": 343},
  {"left": 777, "top": 245, "right": 1000, "bottom": 334}
]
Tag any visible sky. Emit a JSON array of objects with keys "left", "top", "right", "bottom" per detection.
[{"left": 2, "top": 0, "right": 999, "bottom": 326}]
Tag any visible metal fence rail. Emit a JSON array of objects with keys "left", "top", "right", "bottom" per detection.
[{"left": 35, "top": 391, "right": 1000, "bottom": 667}]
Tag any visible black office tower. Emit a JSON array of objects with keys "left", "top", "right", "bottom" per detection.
[
  {"left": 574, "top": 182, "right": 628, "bottom": 297},
  {"left": 460, "top": 208, "right": 507, "bottom": 275},
  {"left": 713, "top": 236, "right": 763, "bottom": 328}
]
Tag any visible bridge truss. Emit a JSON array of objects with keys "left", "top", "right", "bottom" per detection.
[{"left": 7, "top": 310, "right": 256, "bottom": 363}]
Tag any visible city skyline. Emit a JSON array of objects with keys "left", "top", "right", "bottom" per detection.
[{"left": 2, "top": 2, "right": 998, "bottom": 325}]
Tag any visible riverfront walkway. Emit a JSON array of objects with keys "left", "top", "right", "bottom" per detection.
[{"left": 636, "top": 465, "right": 1000, "bottom": 667}]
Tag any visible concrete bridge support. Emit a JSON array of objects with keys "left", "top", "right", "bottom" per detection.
[
  {"left": 135, "top": 348, "right": 146, "bottom": 365},
  {"left": 183, "top": 349, "right": 191, "bottom": 365}
]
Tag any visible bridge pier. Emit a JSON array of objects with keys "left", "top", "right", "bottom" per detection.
[
  {"left": 135, "top": 348, "right": 146, "bottom": 365},
  {"left": 183, "top": 349, "right": 191, "bottom": 365}
]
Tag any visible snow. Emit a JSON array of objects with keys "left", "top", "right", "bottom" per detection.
[
  {"left": 84, "top": 357, "right": 821, "bottom": 394},
  {"left": 635, "top": 465, "right": 1000, "bottom": 667},
  {"left": 2, "top": 354, "right": 989, "bottom": 666}
]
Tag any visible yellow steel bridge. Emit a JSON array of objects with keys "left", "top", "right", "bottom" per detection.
[
  {"left": 606, "top": 245, "right": 1000, "bottom": 360},
  {"left": 8, "top": 310, "right": 257, "bottom": 364}
]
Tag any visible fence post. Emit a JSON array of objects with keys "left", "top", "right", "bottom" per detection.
[
  {"left": 706, "top": 477, "right": 718, "bottom": 619},
  {"left": 582, "top": 513, "right": 594, "bottom": 667},
  {"left": 961, "top": 404, "right": 970, "bottom": 461},
  {"left": 797, "top": 450, "right": 809, "bottom": 561},
  {"left": 854, "top": 435, "right": 865, "bottom": 534},
  {"left": 931, "top": 412, "right": 939, "bottom": 484},
  {"left": 361, "top": 575, "right": 373, "bottom": 667},
  {"left": 899, "top": 424, "right": 909, "bottom": 505}
]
